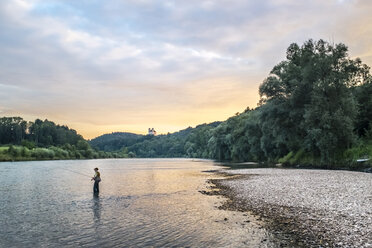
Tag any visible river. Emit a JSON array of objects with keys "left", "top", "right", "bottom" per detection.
[{"left": 0, "top": 158, "right": 271, "bottom": 247}]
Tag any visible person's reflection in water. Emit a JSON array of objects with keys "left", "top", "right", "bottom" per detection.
[
  {"left": 92, "top": 194, "right": 103, "bottom": 245},
  {"left": 92, "top": 193, "right": 101, "bottom": 224}
]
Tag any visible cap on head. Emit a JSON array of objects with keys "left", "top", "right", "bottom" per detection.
[{"left": 94, "top": 167, "right": 99, "bottom": 171}]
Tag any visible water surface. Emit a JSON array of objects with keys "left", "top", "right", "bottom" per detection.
[{"left": 0, "top": 159, "right": 269, "bottom": 247}]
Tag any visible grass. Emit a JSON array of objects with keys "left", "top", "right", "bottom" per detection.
[
  {"left": 0, "top": 144, "right": 131, "bottom": 162},
  {"left": 277, "top": 141, "right": 372, "bottom": 171},
  {"left": 0, "top": 146, "right": 9, "bottom": 152}
]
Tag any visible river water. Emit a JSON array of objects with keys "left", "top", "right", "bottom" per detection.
[{"left": 0, "top": 159, "right": 270, "bottom": 247}]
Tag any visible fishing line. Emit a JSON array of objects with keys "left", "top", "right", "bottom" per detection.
[
  {"left": 53, "top": 165, "right": 92, "bottom": 178},
  {"left": 63, "top": 168, "right": 92, "bottom": 178}
]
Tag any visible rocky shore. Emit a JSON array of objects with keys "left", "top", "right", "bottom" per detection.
[{"left": 209, "top": 168, "right": 372, "bottom": 247}]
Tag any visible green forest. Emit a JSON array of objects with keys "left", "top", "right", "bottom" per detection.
[
  {"left": 90, "top": 122, "right": 222, "bottom": 158},
  {"left": 0, "top": 118, "right": 130, "bottom": 161},
  {"left": 1, "top": 40, "right": 372, "bottom": 170}
]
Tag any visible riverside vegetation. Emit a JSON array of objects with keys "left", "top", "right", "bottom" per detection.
[
  {"left": 1, "top": 40, "right": 372, "bottom": 170},
  {"left": 0, "top": 118, "right": 133, "bottom": 161}
]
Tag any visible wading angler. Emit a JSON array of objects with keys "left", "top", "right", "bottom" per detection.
[{"left": 92, "top": 167, "right": 101, "bottom": 193}]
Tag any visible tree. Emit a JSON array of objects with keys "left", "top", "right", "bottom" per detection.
[
  {"left": 0, "top": 117, "right": 27, "bottom": 144},
  {"left": 259, "top": 39, "right": 370, "bottom": 165},
  {"left": 352, "top": 77, "right": 372, "bottom": 137}
]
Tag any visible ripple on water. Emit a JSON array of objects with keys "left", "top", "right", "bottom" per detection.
[{"left": 0, "top": 159, "right": 270, "bottom": 247}]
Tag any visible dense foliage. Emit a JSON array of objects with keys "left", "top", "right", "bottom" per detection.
[
  {"left": 89, "top": 132, "right": 143, "bottom": 152},
  {"left": 90, "top": 122, "right": 221, "bottom": 158},
  {"left": 90, "top": 40, "right": 372, "bottom": 170},
  {"left": 0, "top": 117, "right": 83, "bottom": 146},
  {"left": 0, "top": 117, "right": 130, "bottom": 161},
  {"left": 257, "top": 39, "right": 370, "bottom": 166}
]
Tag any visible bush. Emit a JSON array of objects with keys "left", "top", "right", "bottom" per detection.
[
  {"left": 278, "top": 151, "right": 293, "bottom": 165},
  {"left": 31, "top": 148, "right": 55, "bottom": 159},
  {"left": 21, "top": 147, "right": 30, "bottom": 157},
  {"left": 343, "top": 142, "right": 372, "bottom": 169},
  {"left": 49, "top": 146, "right": 69, "bottom": 159},
  {"left": 8, "top": 145, "right": 23, "bottom": 157},
  {"left": 21, "top": 140, "right": 36, "bottom": 149},
  {"left": 278, "top": 149, "right": 319, "bottom": 167}
]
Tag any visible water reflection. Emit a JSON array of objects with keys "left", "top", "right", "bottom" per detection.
[
  {"left": 92, "top": 193, "right": 101, "bottom": 222},
  {"left": 0, "top": 159, "right": 270, "bottom": 247}
]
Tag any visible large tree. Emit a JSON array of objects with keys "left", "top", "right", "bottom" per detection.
[
  {"left": 0, "top": 117, "right": 27, "bottom": 144},
  {"left": 259, "top": 39, "right": 370, "bottom": 165}
]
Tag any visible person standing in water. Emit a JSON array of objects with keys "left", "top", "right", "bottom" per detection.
[{"left": 92, "top": 168, "right": 101, "bottom": 193}]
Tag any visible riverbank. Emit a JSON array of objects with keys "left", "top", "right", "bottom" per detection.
[
  {"left": 208, "top": 168, "right": 372, "bottom": 247},
  {"left": 0, "top": 145, "right": 132, "bottom": 162}
]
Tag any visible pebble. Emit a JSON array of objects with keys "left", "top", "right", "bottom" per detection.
[{"left": 220, "top": 168, "right": 372, "bottom": 247}]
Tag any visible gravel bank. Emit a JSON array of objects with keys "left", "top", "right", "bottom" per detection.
[{"left": 213, "top": 168, "right": 372, "bottom": 247}]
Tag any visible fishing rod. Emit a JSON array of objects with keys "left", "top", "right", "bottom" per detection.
[
  {"left": 61, "top": 167, "right": 92, "bottom": 178},
  {"left": 52, "top": 164, "right": 97, "bottom": 178}
]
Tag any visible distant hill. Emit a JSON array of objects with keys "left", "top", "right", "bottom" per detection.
[
  {"left": 89, "top": 121, "right": 222, "bottom": 157},
  {"left": 89, "top": 132, "right": 144, "bottom": 151}
]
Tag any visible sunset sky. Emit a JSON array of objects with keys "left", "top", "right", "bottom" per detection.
[{"left": 1, "top": 0, "right": 371, "bottom": 139}]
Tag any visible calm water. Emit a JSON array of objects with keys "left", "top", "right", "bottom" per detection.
[{"left": 0, "top": 159, "right": 269, "bottom": 247}]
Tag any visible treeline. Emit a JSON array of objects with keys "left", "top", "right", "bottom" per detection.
[
  {"left": 92, "top": 40, "right": 372, "bottom": 170},
  {"left": 0, "top": 118, "right": 130, "bottom": 161},
  {"left": 0, "top": 117, "right": 83, "bottom": 146},
  {"left": 130, "top": 122, "right": 222, "bottom": 157},
  {"left": 89, "top": 122, "right": 221, "bottom": 157},
  {"left": 89, "top": 132, "right": 144, "bottom": 152}
]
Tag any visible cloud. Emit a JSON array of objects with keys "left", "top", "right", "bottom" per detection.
[{"left": 0, "top": 0, "right": 371, "bottom": 138}]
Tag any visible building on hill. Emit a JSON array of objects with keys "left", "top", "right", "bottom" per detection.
[{"left": 148, "top": 128, "right": 157, "bottom": 136}]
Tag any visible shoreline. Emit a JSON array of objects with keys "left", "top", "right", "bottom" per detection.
[
  {"left": 219, "top": 161, "right": 372, "bottom": 174},
  {"left": 207, "top": 168, "right": 372, "bottom": 247}
]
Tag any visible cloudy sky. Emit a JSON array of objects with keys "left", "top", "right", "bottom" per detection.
[{"left": 0, "top": 0, "right": 371, "bottom": 139}]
